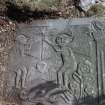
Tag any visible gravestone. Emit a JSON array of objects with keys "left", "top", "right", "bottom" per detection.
[{"left": 3, "top": 18, "right": 105, "bottom": 105}]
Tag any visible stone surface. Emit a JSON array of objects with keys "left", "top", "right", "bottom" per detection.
[
  {"left": 2, "top": 18, "right": 105, "bottom": 105},
  {"left": 0, "top": 16, "right": 16, "bottom": 105}
]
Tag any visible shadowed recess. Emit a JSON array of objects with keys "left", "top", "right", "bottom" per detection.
[{"left": 5, "top": 1, "right": 59, "bottom": 23}]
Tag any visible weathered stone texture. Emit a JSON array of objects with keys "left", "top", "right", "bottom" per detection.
[{"left": 1, "top": 18, "right": 105, "bottom": 105}]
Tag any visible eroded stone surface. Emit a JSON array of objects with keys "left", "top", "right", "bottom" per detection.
[{"left": 3, "top": 18, "right": 105, "bottom": 105}]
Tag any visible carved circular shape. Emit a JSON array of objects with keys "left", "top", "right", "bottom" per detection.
[
  {"left": 85, "top": 86, "right": 96, "bottom": 96},
  {"left": 78, "top": 60, "right": 92, "bottom": 75},
  {"left": 36, "top": 61, "right": 48, "bottom": 73},
  {"left": 19, "top": 90, "right": 28, "bottom": 100}
]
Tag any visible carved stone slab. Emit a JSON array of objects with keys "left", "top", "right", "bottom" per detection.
[{"left": 3, "top": 18, "right": 105, "bottom": 105}]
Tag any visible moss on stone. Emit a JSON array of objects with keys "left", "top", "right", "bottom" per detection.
[
  {"left": 10, "top": 0, "right": 60, "bottom": 12},
  {"left": 87, "top": 3, "right": 105, "bottom": 16}
]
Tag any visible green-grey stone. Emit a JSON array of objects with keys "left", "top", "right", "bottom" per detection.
[{"left": 4, "top": 18, "right": 105, "bottom": 105}]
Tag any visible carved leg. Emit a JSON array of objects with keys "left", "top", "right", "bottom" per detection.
[
  {"left": 15, "top": 68, "right": 22, "bottom": 89},
  {"left": 21, "top": 65, "right": 28, "bottom": 88},
  {"left": 57, "top": 67, "right": 68, "bottom": 88},
  {"left": 57, "top": 71, "right": 63, "bottom": 88},
  {"left": 56, "top": 64, "right": 64, "bottom": 86},
  {"left": 62, "top": 71, "right": 69, "bottom": 89}
]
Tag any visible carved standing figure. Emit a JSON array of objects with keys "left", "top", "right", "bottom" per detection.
[
  {"left": 53, "top": 32, "right": 77, "bottom": 89},
  {"left": 42, "top": 31, "right": 77, "bottom": 89}
]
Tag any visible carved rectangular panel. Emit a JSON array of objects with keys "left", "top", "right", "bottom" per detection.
[{"left": 2, "top": 19, "right": 105, "bottom": 105}]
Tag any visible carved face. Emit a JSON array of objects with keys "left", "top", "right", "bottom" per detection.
[
  {"left": 16, "top": 35, "right": 28, "bottom": 45},
  {"left": 55, "top": 33, "right": 73, "bottom": 46}
]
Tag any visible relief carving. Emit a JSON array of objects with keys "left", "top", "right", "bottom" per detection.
[
  {"left": 70, "top": 59, "right": 96, "bottom": 101},
  {"left": 4, "top": 19, "right": 105, "bottom": 105},
  {"left": 47, "top": 32, "right": 76, "bottom": 89}
]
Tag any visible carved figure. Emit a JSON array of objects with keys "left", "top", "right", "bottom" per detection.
[
  {"left": 46, "top": 32, "right": 77, "bottom": 89},
  {"left": 54, "top": 33, "right": 77, "bottom": 89},
  {"left": 16, "top": 35, "right": 33, "bottom": 57},
  {"left": 14, "top": 64, "right": 28, "bottom": 89}
]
